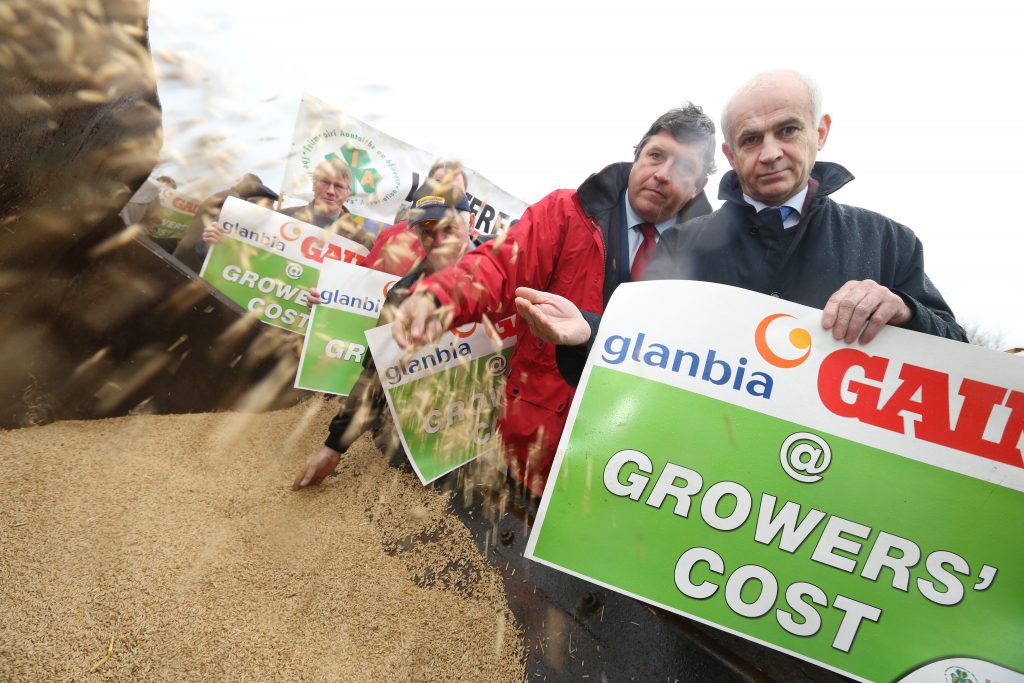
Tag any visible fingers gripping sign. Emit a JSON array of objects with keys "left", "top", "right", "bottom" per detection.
[
  {"left": 821, "top": 279, "right": 912, "bottom": 345},
  {"left": 202, "top": 219, "right": 226, "bottom": 245},
  {"left": 392, "top": 293, "right": 451, "bottom": 349},
  {"left": 514, "top": 287, "right": 592, "bottom": 346}
]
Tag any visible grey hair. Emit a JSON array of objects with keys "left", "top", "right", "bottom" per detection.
[
  {"left": 721, "top": 70, "right": 823, "bottom": 148},
  {"left": 314, "top": 158, "right": 354, "bottom": 186},
  {"left": 633, "top": 102, "right": 717, "bottom": 177}
]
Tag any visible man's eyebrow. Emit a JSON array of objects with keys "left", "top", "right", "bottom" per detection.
[
  {"left": 775, "top": 116, "right": 805, "bottom": 129},
  {"left": 736, "top": 115, "right": 807, "bottom": 141},
  {"left": 735, "top": 123, "right": 764, "bottom": 140}
]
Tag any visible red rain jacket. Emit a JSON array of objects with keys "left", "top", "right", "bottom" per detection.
[
  {"left": 412, "top": 163, "right": 711, "bottom": 493},
  {"left": 362, "top": 220, "right": 423, "bottom": 276}
]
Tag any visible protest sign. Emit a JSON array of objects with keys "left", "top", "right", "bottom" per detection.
[
  {"left": 526, "top": 281, "right": 1023, "bottom": 683},
  {"left": 281, "top": 94, "right": 527, "bottom": 232},
  {"left": 152, "top": 186, "right": 201, "bottom": 239},
  {"left": 294, "top": 260, "right": 396, "bottom": 395},
  {"left": 366, "top": 316, "right": 516, "bottom": 484},
  {"left": 199, "top": 196, "right": 368, "bottom": 334}
]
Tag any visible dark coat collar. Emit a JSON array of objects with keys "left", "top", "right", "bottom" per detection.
[{"left": 717, "top": 161, "right": 855, "bottom": 205}]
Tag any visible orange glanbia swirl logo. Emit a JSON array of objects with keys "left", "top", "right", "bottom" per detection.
[
  {"left": 451, "top": 323, "right": 478, "bottom": 339},
  {"left": 755, "top": 313, "right": 812, "bottom": 368},
  {"left": 279, "top": 221, "right": 302, "bottom": 241}
]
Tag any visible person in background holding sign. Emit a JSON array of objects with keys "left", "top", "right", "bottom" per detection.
[
  {"left": 280, "top": 158, "right": 375, "bottom": 251},
  {"left": 198, "top": 159, "right": 375, "bottom": 254},
  {"left": 391, "top": 105, "right": 717, "bottom": 496},
  {"left": 292, "top": 182, "right": 486, "bottom": 489},
  {"left": 516, "top": 70, "right": 968, "bottom": 386},
  {"left": 119, "top": 174, "right": 176, "bottom": 232},
  {"left": 362, "top": 160, "right": 468, "bottom": 277},
  {"left": 171, "top": 173, "right": 279, "bottom": 271}
]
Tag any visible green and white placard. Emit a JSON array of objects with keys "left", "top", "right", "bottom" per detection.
[
  {"left": 153, "top": 186, "right": 200, "bottom": 239},
  {"left": 526, "top": 280, "right": 1023, "bottom": 683},
  {"left": 366, "top": 317, "right": 517, "bottom": 484},
  {"left": 199, "top": 196, "right": 368, "bottom": 334},
  {"left": 294, "top": 259, "right": 396, "bottom": 395}
]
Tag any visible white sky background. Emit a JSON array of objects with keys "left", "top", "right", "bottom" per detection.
[{"left": 149, "top": 0, "right": 1024, "bottom": 346}]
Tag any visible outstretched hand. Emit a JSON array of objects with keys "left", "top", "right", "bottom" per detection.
[
  {"left": 514, "top": 287, "right": 591, "bottom": 346},
  {"left": 291, "top": 446, "right": 342, "bottom": 490},
  {"left": 392, "top": 293, "right": 450, "bottom": 349},
  {"left": 821, "top": 279, "right": 912, "bottom": 344}
]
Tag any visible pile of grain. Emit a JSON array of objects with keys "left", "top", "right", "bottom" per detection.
[{"left": 0, "top": 397, "right": 523, "bottom": 681}]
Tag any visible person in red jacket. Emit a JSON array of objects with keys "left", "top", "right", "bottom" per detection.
[
  {"left": 392, "top": 105, "right": 718, "bottom": 495},
  {"left": 362, "top": 161, "right": 468, "bottom": 276}
]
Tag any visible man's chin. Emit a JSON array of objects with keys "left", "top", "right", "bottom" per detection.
[
  {"left": 633, "top": 201, "right": 669, "bottom": 225},
  {"left": 315, "top": 202, "right": 342, "bottom": 215},
  {"left": 751, "top": 184, "right": 794, "bottom": 206}
]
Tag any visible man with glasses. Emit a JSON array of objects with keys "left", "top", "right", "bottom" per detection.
[
  {"left": 279, "top": 158, "right": 375, "bottom": 250},
  {"left": 201, "top": 159, "right": 374, "bottom": 251}
]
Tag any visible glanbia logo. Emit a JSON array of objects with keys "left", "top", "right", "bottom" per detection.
[
  {"left": 280, "top": 221, "right": 302, "bottom": 241},
  {"left": 451, "top": 323, "right": 478, "bottom": 339},
  {"left": 755, "top": 314, "right": 812, "bottom": 368},
  {"left": 451, "top": 316, "right": 517, "bottom": 340},
  {"left": 383, "top": 280, "right": 397, "bottom": 297}
]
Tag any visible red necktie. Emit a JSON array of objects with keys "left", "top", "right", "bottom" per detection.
[{"left": 630, "top": 222, "right": 657, "bottom": 280}]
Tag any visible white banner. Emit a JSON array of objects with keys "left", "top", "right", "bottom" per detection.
[{"left": 281, "top": 94, "right": 527, "bottom": 233}]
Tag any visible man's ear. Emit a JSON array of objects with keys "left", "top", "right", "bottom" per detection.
[
  {"left": 817, "top": 113, "right": 832, "bottom": 150},
  {"left": 694, "top": 176, "right": 708, "bottom": 197},
  {"left": 722, "top": 142, "right": 736, "bottom": 168}
]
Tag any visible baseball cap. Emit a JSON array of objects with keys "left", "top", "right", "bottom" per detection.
[{"left": 408, "top": 182, "right": 471, "bottom": 226}]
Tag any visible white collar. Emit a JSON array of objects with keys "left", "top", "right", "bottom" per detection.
[
  {"left": 623, "top": 190, "right": 680, "bottom": 232},
  {"left": 743, "top": 184, "right": 809, "bottom": 217}
]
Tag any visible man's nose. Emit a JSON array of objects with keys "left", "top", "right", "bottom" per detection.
[
  {"left": 652, "top": 159, "right": 672, "bottom": 181},
  {"left": 758, "top": 139, "right": 783, "bottom": 163}
]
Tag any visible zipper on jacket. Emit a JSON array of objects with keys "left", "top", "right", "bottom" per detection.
[{"left": 592, "top": 220, "right": 608, "bottom": 303}]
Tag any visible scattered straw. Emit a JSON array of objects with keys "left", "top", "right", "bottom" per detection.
[{"left": 88, "top": 635, "right": 115, "bottom": 673}]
